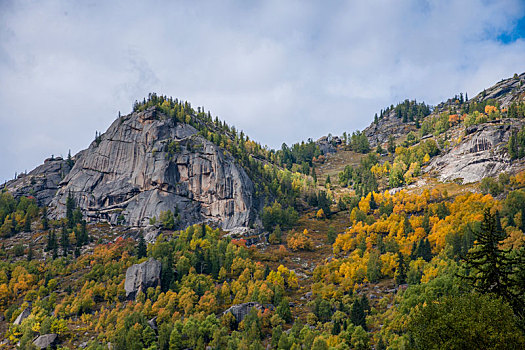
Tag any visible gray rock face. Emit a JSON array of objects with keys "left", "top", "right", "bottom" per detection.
[
  {"left": 471, "top": 72, "right": 525, "bottom": 108},
  {"left": 2, "top": 158, "right": 72, "bottom": 206},
  {"left": 33, "top": 334, "right": 58, "bottom": 349},
  {"left": 48, "top": 107, "right": 255, "bottom": 229},
  {"left": 223, "top": 302, "right": 267, "bottom": 322},
  {"left": 125, "top": 258, "right": 162, "bottom": 300},
  {"left": 316, "top": 135, "right": 342, "bottom": 154},
  {"left": 13, "top": 307, "right": 31, "bottom": 325},
  {"left": 363, "top": 110, "right": 415, "bottom": 148},
  {"left": 427, "top": 121, "right": 524, "bottom": 183}
]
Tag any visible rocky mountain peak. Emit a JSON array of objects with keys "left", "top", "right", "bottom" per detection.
[{"left": 6, "top": 106, "right": 256, "bottom": 230}]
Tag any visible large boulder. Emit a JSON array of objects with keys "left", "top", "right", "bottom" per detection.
[
  {"left": 13, "top": 308, "right": 31, "bottom": 325},
  {"left": 125, "top": 258, "right": 162, "bottom": 300},
  {"left": 223, "top": 302, "right": 268, "bottom": 323},
  {"left": 48, "top": 107, "right": 255, "bottom": 230},
  {"left": 33, "top": 334, "right": 58, "bottom": 349}
]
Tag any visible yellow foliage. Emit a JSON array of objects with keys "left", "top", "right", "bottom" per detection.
[{"left": 485, "top": 105, "right": 498, "bottom": 114}]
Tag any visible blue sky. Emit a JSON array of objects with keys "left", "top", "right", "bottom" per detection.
[{"left": 1, "top": 0, "right": 525, "bottom": 183}]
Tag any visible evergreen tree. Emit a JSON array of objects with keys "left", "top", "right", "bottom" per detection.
[
  {"left": 350, "top": 299, "right": 367, "bottom": 330},
  {"left": 27, "top": 246, "right": 33, "bottom": 261},
  {"left": 277, "top": 298, "right": 292, "bottom": 323},
  {"left": 46, "top": 229, "right": 57, "bottom": 252},
  {"left": 369, "top": 192, "right": 377, "bottom": 210},
  {"left": 387, "top": 135, "right": 396, "bottom": 154},
  {"left": 422, "top": 211, "right": 430, "bottom": 235},
  {"left": 327, "top": 226, "right": 336, "bottom": 244},
  {"left": 23, "top": 213, "right": 31, "bottom": 232},
  {"left": 137, "top": 232, "right": 147, "bottom": 258},
  {"left": 66, "top": 191, "right": 75, "bottom": 228},
  {"left": 395, "top": 252, "right": 407, "bottom": 285},
  {"left": 60, "top": 224, "right": 69, "bottom": 256},
  {"left": 463, "top": 209, "right": 524, "bottom": 319},
  {"left": 41, "top": 207, "right": 49, "bottom": 231}
]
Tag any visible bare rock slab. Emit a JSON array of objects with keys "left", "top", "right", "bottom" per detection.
[{"left": 125, "top": 258, "right": 162, "bottom": 300}]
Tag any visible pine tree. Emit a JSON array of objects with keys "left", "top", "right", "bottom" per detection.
[
  {"left": 463, "top": 209, "right": 523, "bottom": 318},
  {"left": 60, "top": 225, "right": 69, "bottom": 256},
  {"left": 66, "top": 191, "right": 75, "bottom": 228},
  {"left": 27, "top": 246, "right": 33, "bottom": 261},
  {"left": 137, "top": 232, "right": 147, "bottom": 258},
  {"left": 387, "top": 135, "right": 396, "bottom": 154},
  {"left": 422, "top": 211, "right": 430, "bottom": 235},
  {"left": 350, "top": 299, "right": 367, "bottom": 330},
  {"left": 46, "top": 230, "right": 57, "bottom": 252},
  {"left": 369, "top": 192, "right": 377, "bottom": 210},
  {"left": 41, "top": 207, "right": 49, "bottom": 230},
  {"left": 395, "top": 253, "right": 407, "bottom": 285},
  {"left": 23, "top": 213, "right": 31, "bottom": 232}
]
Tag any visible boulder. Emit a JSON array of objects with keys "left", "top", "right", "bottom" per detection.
[
  {"left": 33, "top": 334, "right": 58, "bottom": 349},
  {"left": 147, "top": 317, "right": 158, "bottom": 331},
  {"left": 13, "top": 308, "right": 31, "bottom": 325},
  {"left": 223, "top": 302, "right": 268, "bottom": 322},
  {"left": 125, "top": 258, "right": 162, "bottom": 300}
]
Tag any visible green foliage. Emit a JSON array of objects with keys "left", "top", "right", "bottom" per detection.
[
  {"left": 261, "top": 202, "right": 298, "bottom": 231},
  {"left": 338, "top": 153, "right": 379, "bottom": 195},
  {"left": 508, "top": 126, "right": 525, "bottom": 159},
  {"left": 462, "top": 209, "right": 524, "bottom": 319},
  {"left": 480, "top": 177, "right": 503, "bottom": 196},
  {"left": 407, "top": 293, "right": 525, "bottom": 350}
]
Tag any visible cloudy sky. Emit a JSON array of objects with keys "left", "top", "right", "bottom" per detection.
[{"left": 1, "top": 0, "right": 525, "bottom": 183}]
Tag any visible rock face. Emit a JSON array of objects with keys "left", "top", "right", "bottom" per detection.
[
  {"left": 316, "top": 135, "right": 342, "bottom": 154},
  {"left": 471, "top": 72, "right": 525, "bottom": 108},
  {"left": 223, "top": 302, "right": 266, "bottom": 322},
  {"left": 427, "top": 121, "right": 524, "bottom": 183},
  {"left": 13, "top": 308, "right": 31, "bottom": 325},
  {"left": 2, "top": 158, "right": 72, "bottom": 207},
  {"left": 33, "top": 334, "right": 58, "bottom": 349},
  {"left": 363, "top": 110, "right": 416, "bottom": 148},
  {"left": 47, "top": 107, "right": 255, "bottom": 229},
  {"left": 125, "top": 258, "right": 162, "bottom": 300}
]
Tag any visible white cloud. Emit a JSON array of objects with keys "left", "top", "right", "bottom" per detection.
[{"left": 1, "top": 0, "right": 524, "bottom": 182}]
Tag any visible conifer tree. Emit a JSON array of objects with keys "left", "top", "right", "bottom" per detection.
[
  {"left": 60, "top": 224, "right": 69, "bottom": 256},
  {"left": 41, "top": 207, "right": 49, "bottom": 230},
  {"left": 463, "top": 209, "right": 523, "bottom": 319},
  {"left": 395, "top": 252, "right": 407, "bottom": 285},
  {"left": 137, "top": 232, "right": 147, "bottom": 259},
  {"left": 66, "top": 191, "right": 75, "bottom": 228},
  {"left": 350, "top": 299, "right": 367, "bottom": 330},
  {"left": 23, "top": 213, "right": 31, "bottom": 232}
]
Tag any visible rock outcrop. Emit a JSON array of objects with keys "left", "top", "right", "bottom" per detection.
[
  {"left": 2, "top": 158, "right": 72, "bottom": 207},
  {"left": 125, "top": 258, "right": 162, "bottom": 300},
  {"left": 33, "top": 334, "right": 58, "bottom": 349},
  {"left": 316, "top": 135, "right": 342, "bottom": 154},
  {"left": 47, "top": 107, "right": 255, "bottom": 229},
  {"left": 13, "top": 308, "right": 31, "bottom": 325},
  {"left": 427, "top": 121, "right": 524, "bottom": 183},
  {"left": 363, "top": 110, "right": 416, "bottom": 148},
  {"left": 471, "top": 72, "right": 525, "bottom": 108},
  {"left": 223, "top": 302, "right": 269, "bottom": 322}
]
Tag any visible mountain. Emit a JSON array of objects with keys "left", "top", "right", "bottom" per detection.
[
  {"left": 5, "top": 105, "right": 256, "bottom": 230},
  {"left": 1, "top": 73, "right": 525, "bottom": 349}
]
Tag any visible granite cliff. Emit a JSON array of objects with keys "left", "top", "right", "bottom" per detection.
[{"left": 5, "top": 107, "right": 256, "bottom": 230}]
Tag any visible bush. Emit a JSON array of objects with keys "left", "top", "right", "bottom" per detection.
[{"left": 480, "top": 177, "right": 503, "bottom": 196}]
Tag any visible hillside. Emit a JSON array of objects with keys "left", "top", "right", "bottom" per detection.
[{"left": 0, "top": 74, "right": 525, "bottom": 349}]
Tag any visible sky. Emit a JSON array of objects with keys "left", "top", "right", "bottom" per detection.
[{"left": 1, "top": 0, "right": 525, "bottom": 183}]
